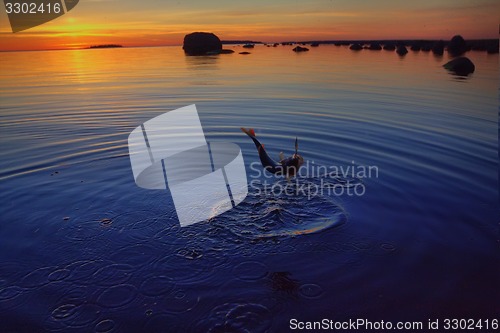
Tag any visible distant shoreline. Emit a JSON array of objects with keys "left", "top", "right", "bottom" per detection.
[
  {"left": 274, "top": 38, "right": 498, "bottom": 46},
  {"left": 0, "top": 39, "right": 497, "bottom": 53},
  {"left": 88, "top": 44, "right": 123, "bottom": 49},
  {"left": 221, "top": 40, "right": 263, "bottom": 45}
]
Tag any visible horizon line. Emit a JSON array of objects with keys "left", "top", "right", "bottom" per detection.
[{"left": 1, "top": 37, "right": 498, "bottom": 53}]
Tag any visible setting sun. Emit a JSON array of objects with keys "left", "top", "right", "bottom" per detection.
[{"left": 1, "top": 0, "right": 498, "bottom": 51}]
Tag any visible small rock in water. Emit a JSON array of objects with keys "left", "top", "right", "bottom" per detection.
[
  {"left": 63, "top": 217, "right": 70, "bottom": 221},
  {"left": 368, "top": 43, "right": 382, "bottom": 50},
  {"left": 292, "top": 46, "right": 309, "bottom": 52},
  {"left": 486, "top": 46, "right": 499, "bottom": 54},
  {"left": 239, "top": 52, "right": 251, "bottom": 55},
  {"left": 410, "top": 44, "right": 421, "bottom": 51},
  {"left": 432, "top": 40, "right": 445, "bottom": 55},
  {"left": 383, "top": 43, "right": 396, "bottom": 51},
  {"left": 349, "top": 43, "right": 362, "bottom": 51},
  {"left": 421, "top": 44, "right": 431, "bottom": 52},
  {"left": 443, "top": 57, "right": 475, "bottom": 76},
  {"left": 396, "top": 45, "right": 408, "bottom": 56}
]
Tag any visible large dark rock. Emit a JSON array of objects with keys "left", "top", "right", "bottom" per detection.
[
  {"left": 396, "top": 45, "right": 408, "bottom": 56},
  {"left": 350, "top": 43, "right": 362, "bottom": 51},
  {"left": 293, "top": 46, "right": 309, "bottom": 52},
  {"left": 368, "top": 43, "right": 382, "bottom": 50},
  {"left": 448, "top": 35, "right": 467, "bottom": 57},
  {"left": 443, "top": 57, "right": 475, "bottom": 76},
  {"left": 183, "top": 32, "right": 222, "bottom": 56},
  {"left": 432, "top": 40, "right": 444, "bottom": 55}
]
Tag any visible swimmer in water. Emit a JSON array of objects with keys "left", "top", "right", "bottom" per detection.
[{"left": 241, "top": 127, "right": 304, "bottom": 178}]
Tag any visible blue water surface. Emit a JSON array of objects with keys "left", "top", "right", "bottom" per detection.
[{"left": 0, "top": 45, "right": 498, "bottom": 332}]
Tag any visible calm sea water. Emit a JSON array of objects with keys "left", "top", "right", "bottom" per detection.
[{"left": 0, "top": 45, "right": 498, "bottom": 332}]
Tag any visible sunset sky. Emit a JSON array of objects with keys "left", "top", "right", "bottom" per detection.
[{"left": 0, "top": 0, "right": 498, "bottom": 51}]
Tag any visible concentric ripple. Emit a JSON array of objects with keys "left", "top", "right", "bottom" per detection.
[{"left": 96, "top": 284, "right": 138, "bottom": 308}]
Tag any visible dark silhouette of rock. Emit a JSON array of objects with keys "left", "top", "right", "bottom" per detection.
[
  {"left": 368, "top": 43, "right": 382, "bottom": 50},
  {"left": 183, "top": 32, "right": 222, "bottom": 56},
  {"left": 410, "top": 44, "right": 421, "bottom": 51},
  {"left": 273, "top": 43, "right": 279, "bottom": 47},
  {"left": 471, "top": 45, "right": 485, "bottom": 51},
  {"left": 221, "top": 40, "right": 262, "bottom": 45},
  {"left": 239, "top": 51, "right": 251, "bottom": 55},
  {"left": 443, "top": 57, "right": 475, "bottom": 76},
  {"left": 468, "top": 39, "right": 497, "bottom": 53},
  {"left": 89, "top": 44, "right": 122, "bottom": 49},
  {"left": 350, "top": 43, "right": 362, "bottom": 51},
  {"left": 396, "top": 45, "right": 408, "bottom": 56},
  {"left": 421, "top": 44, "right": 431, "bottom": 52},
  {"left": 243, "top": 44, "right": 254, "bottom": 48},
  {"left": 383, "top": 43, "right": 396, "bottom": 51},
  {"left": 448, "top": 35, "right": 467, "bottom": 57},
  {"left": 334, "top": 42, "right": 342, "bottom": 46},
  {"left": 432, "top": 40, "right": 444, "bottom": 55},
  {"left": 293, "top": 46, "right": 309, "bottom": 52},
  {"left": 487, "top": 46, "right": 499, "bottom": 54},
  {"left": 206, "top": 49, "right": 233, "bottom": 55},
  {"left": 311, "top": 42, "right": 319, "bottom": 47}
]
